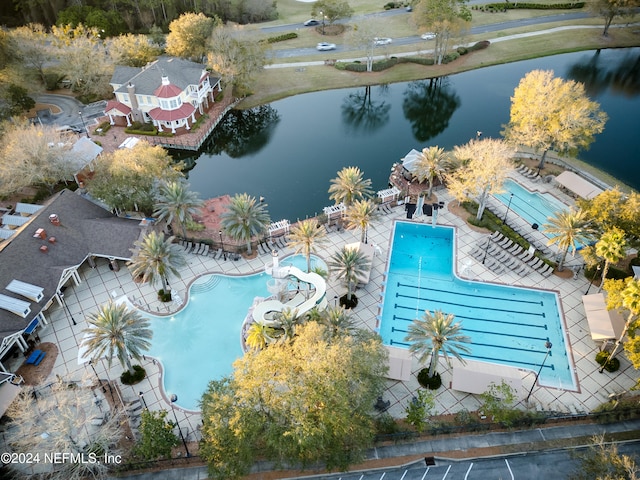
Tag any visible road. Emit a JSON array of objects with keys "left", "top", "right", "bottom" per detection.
[{"left": 267, "top": 11, "right": 592, "bottom": 58}]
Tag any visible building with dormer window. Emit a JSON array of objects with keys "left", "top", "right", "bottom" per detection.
[{"left": 105, "top": 57, "right": 221, "bottom": 134}]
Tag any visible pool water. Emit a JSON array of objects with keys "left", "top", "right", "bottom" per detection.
[
  {"left": 379, "top": 222, "right": 577, "bottom": 391},
  {"left": 494, "top": 179, "right": 569, "bottom": 237},
  {"left": 145, "top": 254, "right": 326, "bottom": 411}
]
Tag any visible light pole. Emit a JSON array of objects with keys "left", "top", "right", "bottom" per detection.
[
  {"left": 320, "top": 11, "right": 325, "bottom": 35},
  {"left": 139, "top": 391, "right": 148, "bottom": 410},
  {"left": 169, "top": 394, "right": 190, "bottom": 457},
  {"left": 481, "top": 234, "right": 492, "bottom": 265},
  {"left": 78, "top": 111, "right": 89, "bottom": 138},
  {"left": 218, "top": 230, "right": 226, "bottom": 260},
  {"left": 526, "top": 340, "right": 552, "bottom": 403},
  {"left": 59, "top": 292, "right": 76, "bottom": 325},
  {"left": 88, "top": 359, "right": 105, "bottom": 392},
  {"left": 503, "top": 193, "right": 514, "bottom": 224},
  {"left": 585, "top": 264, "right": 601, "bottom": 295}
]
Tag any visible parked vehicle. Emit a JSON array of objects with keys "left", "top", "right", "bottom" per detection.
[
  {"left": 421, "top": 32, "right": 436, "bottom": 40},
  {"left": 316, "top": 42, "right": 337, "bottom": 51},
  {"left": 374, "top": 37, "right": 392, "bottom": 46}
]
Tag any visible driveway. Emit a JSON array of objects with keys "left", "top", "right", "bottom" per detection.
[{"left": 35, "top": 93, "right": 106, "bottom": 133}]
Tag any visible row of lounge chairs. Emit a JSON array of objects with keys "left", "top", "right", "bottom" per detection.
[
  {"left": 378, "top": 203, "right": 395, "bottom": 214},
  {"left": 257, "top": 236, "right": 289, "bottom": 255},
  {"left": 472, "top": 231, "right": 554, "bottom": 277},
  {"left": 179, "top": 241, "right": 210, "bottom": 256},
  {"left": 516, "top": 164, "right": 540, "bottom": 180}
]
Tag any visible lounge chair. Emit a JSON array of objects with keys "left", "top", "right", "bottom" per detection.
[
  {"left": 508, "top": 244, "right": 523, "bottom": 255},
  {"left": 201, "top": 245, "right": 209, "bottom": 256},
  {"left": 213, "top": 248, "right": 222, "bottom": 259},
  {"left": 33, "top": 351, "right": 46, "bottom": 366}
]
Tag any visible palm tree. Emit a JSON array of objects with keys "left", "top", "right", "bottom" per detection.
[
  {"left": 245, "top": 322, "right": 277, "bottom": 350},
  {"left": 328, "top": 166, "right": 373, "bottom": 206},
  {"left": 405, "top": 310, "right": 471, "bottom": 378},
  {"left": 600, "top": 278, "right": 640, "bottom": 372},
  {"left": 595, "top": 227, "right": 627, "bottom": 293},
  {"left": 220, "top": 193, "right": 270, "bottom": 255},
  {"left": 544, "top": 208, "right": 595, "bottom": 271},
  {"left": 412, "top": 146, "right": 450, "bottom": 199},
  {"left": 82, "top": 302, "right": 152, "bottom": 375},
  {"left": 273, "top": 307, "right": 301, "bottom": 343},
  {"left": 128, "top": 231, "right": 186, "bottom": 294},
  {"left": 328, "top": 246, "right": 371, "bottom": 306},
  {"left": 318, "top": 305, "right": 357, "bottom": 338},
  {"left": 345, "top": 198, "right": 379, "bottom": 243},
  {"left": 153, "top": 180, "right": 203, "bottom": 239},
  {"left": 288, "top": 219, "right": 327, "bottom": 272}
]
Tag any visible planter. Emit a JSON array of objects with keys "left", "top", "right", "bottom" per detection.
[
  {"left": 120, "top": 365, "right": 146, "bottom": 385},
  {"left": 339, "top": 294, "right": 358, "bottom": 309},
  {"left": 417, "top": 368, "right": 442, "bottom": 390},
  {"left": 158, "top": 289, "right": 172, "bottom": 302}
]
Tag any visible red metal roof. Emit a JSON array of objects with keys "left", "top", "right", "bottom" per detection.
[
  {"left": 148, "top": 103, "right": 196, "bottom": 122},
  {"left": 105, "top": 100, "right": 131, "bottom": 115},
  {"left": 153, "top": 83, "right": 183, "bottom": 98}
]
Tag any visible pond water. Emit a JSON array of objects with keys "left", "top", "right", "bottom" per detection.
[{"left": 177, "top": 47, "right": 640, "bottom": 222}]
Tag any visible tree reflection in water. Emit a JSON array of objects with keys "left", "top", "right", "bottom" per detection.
[
  {"left": 568, "top": 49, "right": 640, "bottom": 97},
  {"left": 402, "top": 77, "right": 460, "bottom": 143},
  {"left": 341, "top": 85, "right": 391, "bottom": 134}
]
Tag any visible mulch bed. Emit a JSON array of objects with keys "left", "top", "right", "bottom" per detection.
[{"left": 15, "top": 342, "right": 58, "bottom": 385}]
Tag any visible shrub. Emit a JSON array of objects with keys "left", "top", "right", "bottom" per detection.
[
  {"left": 339, "top": 294, "right": 358, "bottom": 309},
  {"left": 374, "top": 413, "right": 399, "bottom": 434},
  {"left": 44, "top": 73, "right": 65, "bottom": 91},
  {"left": 93, "top": 121, "right": 111, "bottom": 136},
  {"left": 469, "top": 40, "right": 491, "bottom": 51},
  {"left": 405, "top": 389, "right": 436, "bottom": 432},
  {"left": 457, "top": 46, "right": 468, "bottom": 55},
  {"left": 125, "top": 121, "right": 158, "bottom": 136},
  {"left": 595, "top": 350, "right": 620, "bottom": 372},
  {"left": 372, "top": 57, "right": 399, "bottom": 71},
  {"left": 345, "top": 62, "right": 368, "bottom": 72},
  {"left": 157, "top": 289, "right": 172, "bottom": 302},
  {"left": 442, "top": 52, "right": 460, "bottom": 64},
  {"left": 417, "top": 368, "right": 442, "bottom": 389},
  {"left": 479, "top": 380, "right": 519, "bottom": 427},
  {"left": 266, "top": 32, "right": 298, "bottom": 43},
  {"left": 120, "top": 365, "right": 146, "bottom": 385}
]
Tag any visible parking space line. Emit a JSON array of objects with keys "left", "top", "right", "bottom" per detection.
[
  {"left": 505, "top": 459, "right": 515, "bottom": 480},
  {"left": 379, "top": 473, "right": 386, "bottom": 480},
  {"left": 441, "top": 465, "right": 452, "bottom": 479},
  {"left": 464, "top": 463, "right": 474, "bottom": 479},
  {"left": 421, "top": 468, "right": 430, "bottom": 480},
  {"left": 400, "top": 469, "right": 408, "bottom": 480}
]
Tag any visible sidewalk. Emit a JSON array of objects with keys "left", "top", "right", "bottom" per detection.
[{"left": 111, "top": 418, "right": 640, "bottom": 479}]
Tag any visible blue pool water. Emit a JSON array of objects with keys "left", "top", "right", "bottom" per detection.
[
  {"left": 494, "top": 179, "right": 569, "bottom": 235},
  {"left": 145, "top": 254, "right": 326, "bottom": 411},
  {"left": 379, "top": 222, "right": 577, "bottom": 391}
]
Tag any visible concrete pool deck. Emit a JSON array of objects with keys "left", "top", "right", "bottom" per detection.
[{"left": 28, "top": 175, "right": 638, "bottom": 441}]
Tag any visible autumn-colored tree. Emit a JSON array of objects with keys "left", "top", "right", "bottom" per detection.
[
  {"left": 108, "top": 33, "right": 162, "bottom": 67},
  {"left": 86, "top": 141, "right": 183, "bottom": 214},
  {"left": 447, "top": 138, "right": 514, "bottom": 220},
  {"left": 595, "top": 227, "right": 627, "bottom": 292},
  {"left": 200, "top": 322, "right": 388, "bottom": 479},
  {"left": 166, "top": 12, "right": 217, "bottom": 61},
  {"left": 7, "top": 24, "right": 52, "bottom": 85},
  {"left": 578, "top": 188, "right": 640, "bottom": 248},
  {"left": 570, "top": 435, "right": 639, "bottom": 480},
  {"left": 413, "top": 0, "right": 471, "bottom": 64},
  {"left": 503, "top": 70, "right": 608, "bottom": 169}
]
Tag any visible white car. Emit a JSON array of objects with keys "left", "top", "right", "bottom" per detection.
[
  {"left": 304, "top": 19, "right": 320, "bottom": 26},
  {"left": 374, "top": 37, "right": 392, "bottom": 46},
  {"left": 421, "top": 32, "right": 436, "bottom": 40},
  {"left": 316, "top": 42, "right": 336, "bottom": 51}
]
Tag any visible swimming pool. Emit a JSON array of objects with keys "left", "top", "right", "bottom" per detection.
[
  {"left": 378, "top": 222, "right": 577, "bottom": 391},
  {"left": 494, "top": 179, "right": 568, "bottom": 235},
  {"left": 146, "top": 254, "right": 326, "bottom": 411}
]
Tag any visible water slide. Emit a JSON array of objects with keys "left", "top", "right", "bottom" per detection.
[{"left": 251, "top": 265, "right": 327, "bottom": 325}]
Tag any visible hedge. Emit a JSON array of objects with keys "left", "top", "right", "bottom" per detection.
[
  {"left": 266, "top": 32, "right": 298, "bottom": 43},
  {"left": 473, "top": 1, "right": 584, "bottom": 11}
]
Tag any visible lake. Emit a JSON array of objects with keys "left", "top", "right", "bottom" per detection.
[{"left": 178, "top": 47, "right": 640, "bottom": 222}]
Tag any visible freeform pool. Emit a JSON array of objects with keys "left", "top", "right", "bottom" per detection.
[
  {"left": 378, "top": 222, "right": 577, "bottom": 391},
  {"left": 145, "top": 254, "right": 326, "bottom": 411}
]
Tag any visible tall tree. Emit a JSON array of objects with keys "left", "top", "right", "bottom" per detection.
[
  {"left": 220, "top": 193, "right": 270, "bottom": 255},
  {"left": 595, "top": 227, "right": 627, "bottom": 292},
  {"left": 82, "top": 301, "right": 153, "bottom": 375},
  {"left": 154, "top": 180, "right": 204, "bottom": 239},
  {"left": 311, "top": 0, "right": 354, "bottom": 26},
  {"left": 346, "top": 18, "right": 381, "bottom": 72},
  {"left": 200, "top": 322, "right": 388, "bottom": 479},
  {"left": 328, "top": 166, "right": 373, "bottom": 206},
  {"left": 207, "top": 24, "right": 268, "bottom": 94},
  {"left": 413, "top": 0, "right": 471, "bottom": 64},
  {"left": 578, "top": 188, "right": 640, "bottom": 248},
  {"left": 108, "top": 33, "right": 163, "bottom": 67},
  {"left": 345, "top": 198, "right": 379, "bottom": 243},
  {"left": 166, "top": 12, "right": 217, "bottom": 61},
  {"left": 7, "top": 24, "right": 52, "bottom": 85},
  {"left": 86, "top": 141, "right": 183, "bottom": 214},
  {"left": 128, "top": 231, "right": 186, "bottom": 294},
  {"left": 0, "top": 121, "right": 79, "bottom": 196},
  {"left": 589, "top": 0, "right": 640, "bottom": 36},
  {"left": 447, "top": 138, "right": 514, "bottom": 220},
  {"left": 412, "top": 145, "right": 451, "bottom": 198},
  {"left": 133, "top": 410, "right": 180, "bottom": 460},
  {"left": 6, "top": 377, "right": 123, "bottom": 480},
  {"left": 570, "top": 435, "right": 640, "bottom": 480},
  {"left": 405, "top": 309, "right": 471, "bottom": 377},
  {"left": 543, "top": 207, "right": 595, "bottom": 271},
  {"left": 328, "top": 246, "right": 371, "bottom": 305},
  {"left": 287, "top": 219, "right": 327, "bottom": 272},
  {"left": 503, "top": 69, "right": 608, "bottom": 169}
]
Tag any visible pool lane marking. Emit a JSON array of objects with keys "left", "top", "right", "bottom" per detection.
[
  {"left": 396, "top": 282, "right": 545, "bottom": 306},
  {"left": 393, "top": 306, "right": 549, "bottom": 328},
  {"left": 390, "top": 324, "right": 550, "bottom": 343}
]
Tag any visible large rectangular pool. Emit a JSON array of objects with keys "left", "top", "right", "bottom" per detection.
[{"left": 378, "top": 222, "right": 577, "bottom": 391}]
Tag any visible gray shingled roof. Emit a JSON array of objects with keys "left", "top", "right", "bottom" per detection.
[
  {"left": 112, "top": 56, "right": 218, "bottom": 95},
  {"left": 0, "top": 190, "right": 144, "bottom": 340}
]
